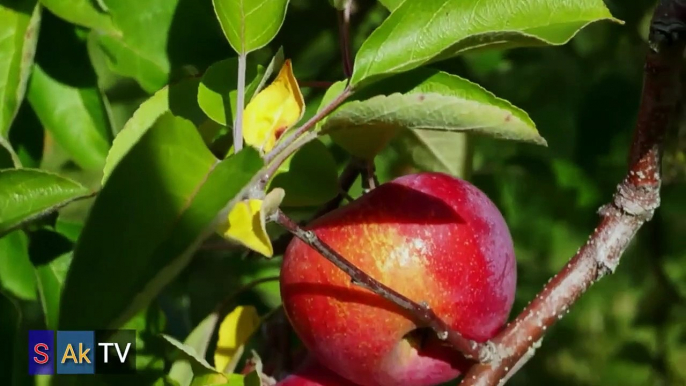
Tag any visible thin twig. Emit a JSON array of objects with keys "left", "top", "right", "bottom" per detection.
[
  {"left": 460, "top": 1, "right": 686, "bottom": 384},
  {"left": 337, "top": 0, "right": 354, "bottom": 78},
  {"left": 234, "top": 53, "right": 247, "bottom": 152},
  {"left": 274, "top": 209, "right": 490, "bottom": 362}
]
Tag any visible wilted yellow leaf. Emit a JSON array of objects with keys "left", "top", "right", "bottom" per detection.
[
  {"left": 242, "top": 59, "right": 304, "bottom": 153},
  {"left": 214, "top": 306, "right": 261, "bottom": 373},
  {"left": 217, "top": 188, "right": 285, "bottom": 257}
]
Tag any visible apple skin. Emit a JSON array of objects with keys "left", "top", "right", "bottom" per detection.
[{"left": 280, "top": 172, "right": 517, "bottom": 386}]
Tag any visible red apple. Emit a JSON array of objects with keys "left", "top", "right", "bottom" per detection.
[{"left": 280, "top": 172, "right": 517, "bottom": 386}]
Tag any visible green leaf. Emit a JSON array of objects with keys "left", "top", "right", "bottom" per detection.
[
  {"left": 378, "top": 0, "right": 404, "bottom": 12},
  {"left": 35, "top": 252, "right": 72, "bottom": 330},
  {"left": 102, "top": 78, "right": 206, "bottom": 183},
  {"left": 0, "top": 230, "right": 36, "bottom": 301},
  {"left": 28, "top": 12, "right": 113, "bottom": 171},
  {"left": 59, "top": 113, "right": 263, "bottom": 330},
  {"left": 162, "top": 333, "right": 230, "bottom": 386},
  {"left": 191, "top": 373, "right": 244, "bottom": 386},
  {"left": 314, "top": 80, "right": 347, "bottom": 131},
  {"left": 0, "top": 136, "right": 20, "bottom": 168},
  {"left": 169, "top": 312, "right": 220, "bottom": 386},
  {"left": 0, "top": 0, "right": 40, "bottom": 138},
  {"left": 198, "top": 58, "right": 265, "bottom": 126},
  {"left": 351, "top": 0, "right": 620, "bottom": 87},
  {"left": 96, "top": 0, "right": 177, "bottom": 92},
  {"left": 323, "top": 68, "right": 544, "bottom": 159},
  {"left": 39, "top": 0, "right": 118, "bottom": 33},
  {"left": 213, "top": 0, "right": 290, "bottom": 54},
  {"left": 391, "top": 130, "right": 471, "bottom": 178},
  {"left": 270, "top": 139, "right": 338, "bottom": 207},
  {"left": 27, "top": 63, "right": 111, "bottom": 170},
  {"left": 0, "top": 169, "right": 90, "bottom": 237}
]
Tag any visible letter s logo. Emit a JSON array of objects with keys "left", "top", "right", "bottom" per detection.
[{"left": 34, "top": 343, "right": 49, "bottom": 364}]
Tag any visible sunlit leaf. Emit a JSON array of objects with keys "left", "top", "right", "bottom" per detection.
[
  {"left": 95, "top": 0, "right": 176, "bottom": 92},
  {"left": 377, "top": 0, "right": 404, "bottom": 12},
  {"left": 102, "top": 78, "right": 206, "bottom": 183},
  {"left": 162, "top": 334, "right": 226, "bottom": 382},
  {"left": 0, "top": 169, "right": 91, "bottom": 237},
  {"left": 391, "top": 129, "right": 471, "bottom": 178},
  {"left": 214, "top": 306, "right": 261, "bottom": 373},
  {"left": 28, "top": 63, "right": 111, "bottom": 171},
  {"left": 351, "top": 0, "right": 621, "bottom": 87},
  {"left": 59, "top": 114, "right": 263, "bottom": 330},
  {"left": 217, "top": 188, "right": 285, "bottom": 257},
  {"left": 169, "top": 313, "right": 221, "bottom": 386},
  {"left": 243, "top": 60, "right": 304, "bottom": 153},
  {"left": 0, "top": 0, "right": 40, "bottom": 138},
  {"left": 322, "top": 68, "right": 544, "bottom": 159},
  {"left": 191, "top": 373, "right": 244, "bottom": 386},
  {"left": 39, "top": 0, "right": 118, "bottom": 33},
  {"left": 96, "top": 0, "right": 227, "bottom": 93},
  {"left": 213, "top": 0, "right": 289, "bottom": 54}
]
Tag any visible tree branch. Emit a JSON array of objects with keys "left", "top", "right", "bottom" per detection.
[
  {"left": 460, "top": 1, "right": 686, "bottom": 384},
  {"left": 274, "top": 209, "right": 492, "bottom": 362}
]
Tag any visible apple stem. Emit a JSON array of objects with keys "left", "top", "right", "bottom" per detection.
[
  {"left": 460, "top": 2, "right": 686, "bottom": 385},
  {"left": 361, "top": 159, "right": 379, "bottom": 193},
  {"left": 274, "top": 208, "right": 491, "bottom": 362}
]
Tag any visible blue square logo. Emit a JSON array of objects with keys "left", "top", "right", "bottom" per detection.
[
  {"left": 28, "top": 330, "right": 54, "bottom": 375},
  {"left": 56, "top": 331, "right": 95, "bottom": 374}
]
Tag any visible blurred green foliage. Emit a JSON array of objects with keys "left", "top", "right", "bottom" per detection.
[{"left": 1, "top": 0, "right": 685, "bottom": 385}]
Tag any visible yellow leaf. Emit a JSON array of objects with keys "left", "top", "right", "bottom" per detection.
[
  {"left": 217, "top": 188, "right": 285, "bottom": 257},
  {"left": 243, "top": 59, "right": 304, "bottom": 153},
  {"left": 214, "top": 306, "right": 261, "bottom": 373}
]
